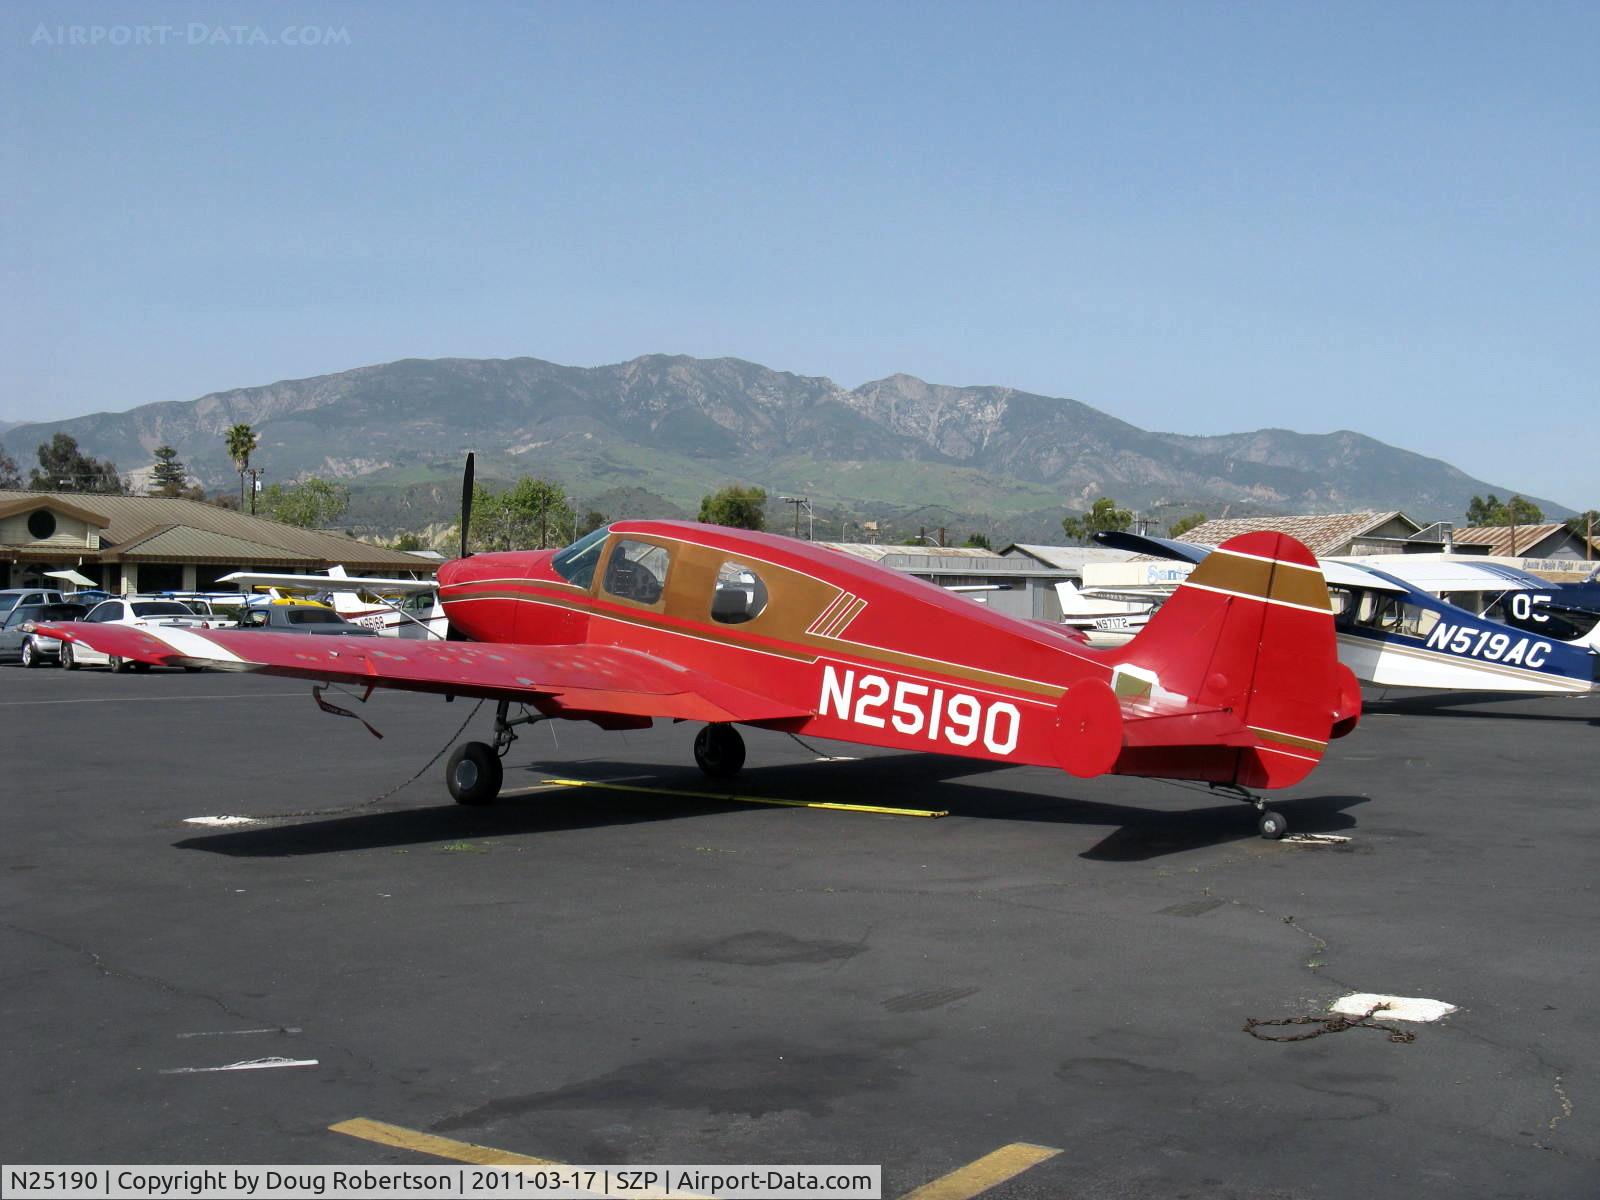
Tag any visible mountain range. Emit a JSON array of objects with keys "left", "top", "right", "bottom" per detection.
[{"left": 0, "top": 354, "right": 1565, "bottom": 543}]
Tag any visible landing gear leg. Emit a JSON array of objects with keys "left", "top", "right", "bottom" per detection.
[
  {"left": 694, "top": 723, "right": 746, "bottom": 779},
  {"left": 1214, "top": 783, "right": 1287, "bottom": 840},
  {"left": 446, "top": 700, "right": 545, "bottom": 806}
]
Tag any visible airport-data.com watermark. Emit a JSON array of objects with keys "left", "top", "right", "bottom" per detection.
[{"left": 29, "top": 23, "right": 351, "bottom": 48}]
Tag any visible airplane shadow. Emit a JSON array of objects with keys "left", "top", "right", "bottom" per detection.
[
  {"left": 1362, "top": 690, "right": 1600, "bottom": 726},
  {"left": 174, "top": 751, "right": 1368, "bottom": 864}
]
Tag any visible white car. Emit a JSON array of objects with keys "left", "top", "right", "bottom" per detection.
[{"left": 62, "top": 597, "right": 216, "bottom": 672}]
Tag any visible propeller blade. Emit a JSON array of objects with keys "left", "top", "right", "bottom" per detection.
[{"left": 459, "top": 452, "right": 475, "bottom": 559}]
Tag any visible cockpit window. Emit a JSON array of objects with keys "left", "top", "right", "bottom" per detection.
[
  {"left": 551, "top": 525, "right": 610, "bottom": 588},
  {"left": 710, "top": 561, "right": 769, "bottom": 624},
  {"left": 602, "top": 539, "right": 670, "bottom": 605}
]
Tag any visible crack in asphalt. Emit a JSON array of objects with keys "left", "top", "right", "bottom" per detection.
[{"left": 4, "top": 921, "right": 257, "bottom": 1024}]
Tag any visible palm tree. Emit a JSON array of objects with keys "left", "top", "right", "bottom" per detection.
[{"left": 224, "top": 423, "right": 257, "bottom": 508}]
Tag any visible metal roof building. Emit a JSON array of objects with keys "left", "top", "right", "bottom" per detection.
[
  {"left": 816, "top": 541, "right": 1134, "bottom": 621},
  {"left": 0, "top": 489, "right": 432, "bottom": 593},
  {"left": 1171, "top": 511, "right": 1449, "bottom": 557},
  {"left": 1453, "top": 523, "right": 1597, "bottom": 560}
]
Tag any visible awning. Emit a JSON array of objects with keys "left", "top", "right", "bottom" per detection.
[{"left": 45, "top": 568, "right": 97, "bottom": 588}]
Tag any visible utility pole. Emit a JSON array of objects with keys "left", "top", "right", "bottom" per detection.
[
  {"left": 246, "top": 468, "right": 264, "bottom": 515},
  {"left": 780, "top": 495, "right": 811, "bottom": 540}
]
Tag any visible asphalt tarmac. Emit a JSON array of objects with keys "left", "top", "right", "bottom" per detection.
[{"left": 2, "top": 663, "right": 1596, "bottom": 1198}]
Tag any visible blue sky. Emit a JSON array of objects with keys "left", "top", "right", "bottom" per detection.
[{"left": 3, "top": 1, "right": 1595, "bottom": 507}]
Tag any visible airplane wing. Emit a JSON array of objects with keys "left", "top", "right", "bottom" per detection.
[
  {"left": 221, "top": 570, "right": 436, "bottom": 594},
  {"left": 38, "top": 624, "right": 809, "bottom": 726}
]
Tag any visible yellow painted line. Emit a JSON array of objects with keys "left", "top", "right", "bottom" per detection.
[
  {"left": 330, "top": 1118, "right": 556, "bottom": 1165},
  {"left": 898, "top": 1143, "right": 1061, "bottom": 1200},
  {"left": 539, "top": 777, "right": 947, "bottom": 818},
  {"left": 336, "top": 1119, "right": 1055, "bottom": 1200}
]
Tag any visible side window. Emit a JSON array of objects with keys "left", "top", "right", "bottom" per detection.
[
  {"left": 86, "top": 602, "right": 117, "bottom": 623},
  {"left": 710, "top": 561, "right": 769, "bottom": 625},
  {"left": 602, "top": 540, "right": 670, "bottom": 605}
]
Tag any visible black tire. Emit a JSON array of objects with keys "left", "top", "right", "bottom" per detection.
[
  {"left": 132, "top": 661, "right": 151, "bottom": 673},
  {"left": 109, "top": 656, "right": 128, "bottom": 674},
  {"left": 61, "top": 643, "right": 78, "bottom": 671},
  {"left": 694, "top": 723, "right": 746, "bottom": 779},
  {"left": 446, "top": 741, "right": 502, "bottom": 806},
  {"left": 1258, "top": 810, "right": 1288, "bottom": 840},
  {"left": 21, "top": 640, "right": 39, "bottom": 668}
]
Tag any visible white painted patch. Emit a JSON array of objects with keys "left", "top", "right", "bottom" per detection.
[
  {"left": 1282, "top": 833, "right": 1352, "bottom": 846},
  {"left": 1331, "top": 993, "right": 1458, "bottom": 1023},
  {"left": 145, "top": 625, "right": 247, "bottom": 664},
  {"left": 177, "top": 1027, "right": 301, "bottom": 1039},
  {"left": 183, "top": 815, "right": 259, "bottom": 827},
  {"left": 160, "top": 1056, "right": 318, "bottom": 1074},
  {"left": 813, "top": 755, "right": 860, "bottom": 762}
]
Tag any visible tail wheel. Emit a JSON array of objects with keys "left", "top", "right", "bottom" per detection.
[
  {"left": 446, "top": 741, "right": 503, "bottom": 805},
  {"left": 694, "top": 723, "right": 746, "bottom": 779},
  {"left": 61, "top": 643, "right": 78, "bottom": 670},
  {"left": 1258, "top": 810, "right": 1288, "bottom": 840},
  {"left": 109, "top": 656, "right": 128, "bottom": 673}
]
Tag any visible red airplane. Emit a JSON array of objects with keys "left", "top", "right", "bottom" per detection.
[{"left": 43, "top": 463, "right": 1360, "bottom": 839}]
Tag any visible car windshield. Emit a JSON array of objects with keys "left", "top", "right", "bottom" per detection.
[
  {"left": 0, "top": 595, "right": 20, "bottom": 616},
  {"left": 551, "top": 525, "right": 610, "bottom": 587},
  {"left": 131, "top": 601, "right": 195, "bottom": 617},
  {"left": 284, "top": 608, "right": 345, "bottom": 625}
]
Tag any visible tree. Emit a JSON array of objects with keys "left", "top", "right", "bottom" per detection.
[
  {"left": 150, "top": 445, "right": 190, "bottom": 497},
  {"left": 962, "top": 531, "right": 993, "bottom": 550},
  {"left": 1061, "top": 496, "right": 1132, "bottom": 544},
  {"left": 469, "top": 477, "right": 574, "bottom": 551},
  {"left": 0, "top": 443, "right": 20, "bottom": 489},
  {"left": 258, "top": 477, "right": 350, "bottom": 528},
  {"left": 224, "top": 423, "right": 258, "bottom": 507},
  {"left": 1466, "top": 493, "right": 1543, "bottom": 527},
  {"left": 393, "top": 531, "right": 428, "bottom": 552},
  {"left": 578, "top": 509, "right": 607, "bottom": 537},
  {"left": 699, "top": 484, "right": 767, "bottom": 531},
  {"left": 1168, "top": 512, "right": 1208, "bottom": 538},
  {"left": 29, "top": 433, "right": 126, "bottom": 493}
]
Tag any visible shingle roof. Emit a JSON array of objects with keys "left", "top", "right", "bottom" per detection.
[
  {"left": 0, "top": 489, "right": 428, "bottom": 570},
  {"left": 1177, "top": 512, "right": 1408, "bottom": 557},
  {"left": 1453, "top": 523, "right": 1590, "bottom": 557}
]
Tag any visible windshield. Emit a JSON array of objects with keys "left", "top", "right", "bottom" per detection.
[
  {"left": 284, "top": 609, "right": 346, "bottom": 625},
  {"left": 131, "top": 601, "right": 195, "bottom": 617},
  {"left": 551, "top": 525, "right": 611, "bottom": 587}
]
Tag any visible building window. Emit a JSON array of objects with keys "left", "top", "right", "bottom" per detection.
[
  {"left": 27, "top": 510, "right": 57, "bottom": 539},
  {"left": 710, "top": 561, "right": 768, "bottom": 624}
]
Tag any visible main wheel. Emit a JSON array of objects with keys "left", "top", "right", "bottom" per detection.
[
  {"left": 61, "top": 643, "right": 78, "bottom": 670},
  {"left": 21, "top": 640, "right": 39, "bottom": 668},
  {"left": 694, "top": 723, "right": 746, "bottom": 779},
  {"left": 446, "top": 741, "right": 503, "bottom": 806},
  {"left": 1258, "top": 810, "right": 1288, "bottom": 840}
]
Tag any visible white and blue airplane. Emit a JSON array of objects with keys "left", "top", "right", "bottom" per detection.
[{"left": 1093, "top": 533, "right": 1599, "bottom": 696}]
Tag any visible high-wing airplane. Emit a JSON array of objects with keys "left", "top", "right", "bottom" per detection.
[
  {"left": 42, "top": 461, "right": 1362, "bottom": 840},
  {"left": 220, "top": 568, "right": 447, "bottom": 639},
  {"left": 1095, "top": 533, "right": 1600, "bottom": 696}
]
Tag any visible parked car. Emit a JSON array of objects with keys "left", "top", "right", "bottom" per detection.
[
  {"left": 63, "top": 597, "right": 217, "bottom": 672},
  {"left": 2, "top": 596, "right": 73, "bottom": 664},
  {"left": 234, "top": 604, "right": 378, "bottom": 636},
  {"left": 6, "top": 601, "right": 91, "bottom": 666},
  {"left": 0, "top": 588, "right": 65, "bottom": 621}
]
